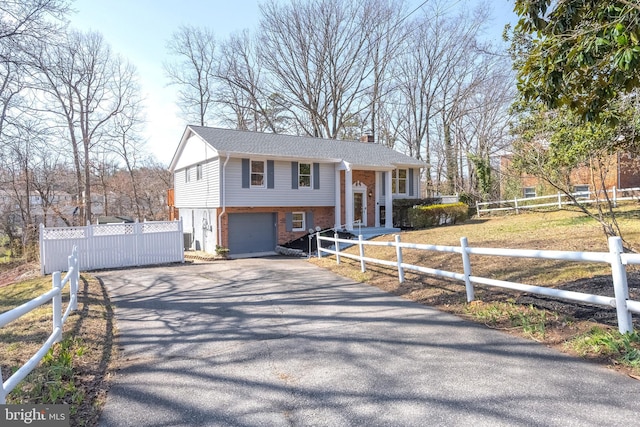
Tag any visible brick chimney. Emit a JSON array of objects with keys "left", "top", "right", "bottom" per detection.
[{"left": 360, "top": 134, "right": 374, "bottom": 143}]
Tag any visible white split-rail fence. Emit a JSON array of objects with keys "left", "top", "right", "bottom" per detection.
[
  {"left": 317, "top": 233, "right": 640, "bottom": 334},
  {"left": 0, "top": 247, "right": 79, "bottom": 404},
  {"left": 39, "top": 220, "right": 184, "bottom": 275}
]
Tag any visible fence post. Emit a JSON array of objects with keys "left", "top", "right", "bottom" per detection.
[
  {"left": 334, "top": 232, "right": 341, "bottom": 265},
  {"left": 395, "top": 234, "right": 404, "bottom": 283},
  {"left": 52, "top": 272, "right": 63, "bottom": 343},
  {"left": 612, "top": 186, "right": 617, "bottom": 208},
  {"left": 317, "top": 234, "right": 322, "bottom": 259},
  {"left": 460, "top": 237, "right": 474, "bottom": 302},
  {"left": 608, "top": 236, "right": 633, "bottom": 334},
  {"left": 135, "top": 221, "right": 142, "bottom": 266},
  {"left": 86, "top": 222, "right": 94, "bottom": 271},
  {"left": 39, "top": 223, "right": 45, "bottom": 276},
  {"left": 68, "top": 246, "right": 78, "bottom": 311},
  {"left": 558, "top": 192, "right": 562, "bottom": 209},
  {"left": 358, "top": 234, "right": 366, "bottom": 273},
  {"left": 476, "top": 202, "right": 480, "bottom": 218},
  {"left": 514, "top": 198, "right": 519, "bottom": 214}
]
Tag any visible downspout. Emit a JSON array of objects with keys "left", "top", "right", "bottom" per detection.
[{"left": 218, "top": 153, "right": 231, "bottom": 246}]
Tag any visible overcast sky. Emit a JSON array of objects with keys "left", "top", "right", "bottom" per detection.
[{"left": 68, "top": 0, "right": 517, "bottom": 165}]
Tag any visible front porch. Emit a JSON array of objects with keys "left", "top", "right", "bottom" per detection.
[{"left": 334, "top": 168, "right": 395, "bottom": 232}]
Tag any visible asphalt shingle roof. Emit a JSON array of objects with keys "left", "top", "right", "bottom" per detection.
[{"left": 188, "top": 126, "right": 424, "bottom": 168}]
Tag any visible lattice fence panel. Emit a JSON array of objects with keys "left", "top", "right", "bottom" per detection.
[{"left": 40, "top": 220, "right": 183, "bottom": 274}]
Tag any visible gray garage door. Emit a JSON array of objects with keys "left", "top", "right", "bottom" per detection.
[{"left": 228, "top": 213, "right": 277, "bottom": 255}]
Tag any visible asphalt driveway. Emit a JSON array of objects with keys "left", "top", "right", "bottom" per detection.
[{"left": 97, "top": 257, "right": 640, "bottom": 427}]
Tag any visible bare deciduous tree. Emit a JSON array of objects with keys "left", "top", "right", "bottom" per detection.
[
  {"left": 258, "top": 0, "right": 374, "bottom": 138},
  {"left": 34, "top": 30, "right": 142, "bottom": 225},
  {"left": 215, "top": 30, "right": 293, "bottom": 133},
  {"left": 164, "top": 25, "right": 216, "bottom": 126}
]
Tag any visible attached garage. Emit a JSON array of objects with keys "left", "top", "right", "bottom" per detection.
[{"left": 227, "top": 212, "right": 277, "bottom": 256}]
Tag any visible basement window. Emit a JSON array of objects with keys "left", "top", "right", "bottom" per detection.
[
  {"left": 573, "top": 185, "right": 589, "bottom": 199},
  {"left": 292, "top": 212, "right": 305, "bottom": 231}
]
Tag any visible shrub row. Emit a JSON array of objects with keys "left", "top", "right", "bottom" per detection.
[{"left": 407, "top": 202, "right": 469, "bottom": 228}]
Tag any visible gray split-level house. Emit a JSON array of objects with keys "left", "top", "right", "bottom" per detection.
[{"left": 169, "top": 126, "right": 424, "bottom": 257}]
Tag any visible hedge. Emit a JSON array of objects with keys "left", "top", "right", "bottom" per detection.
[{"left": 407, "top": 202, "right": 469, "bottom": 228}]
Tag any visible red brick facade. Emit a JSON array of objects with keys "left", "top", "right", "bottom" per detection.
[
  {"left": 339, "top": 170, "right": 376, "bottom": 227},
  {"left": 218, "top": 206, "right": 335, "bottom": 248},
  {"left": 501, "top": 152, "right": 640, "bottom": 197}
]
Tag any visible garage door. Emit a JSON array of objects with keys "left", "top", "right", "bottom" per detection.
[{"left": 228, "top": 213, "right": 277, "bottom": 255}]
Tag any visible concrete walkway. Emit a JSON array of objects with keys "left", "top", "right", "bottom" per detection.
[{"left": 97, "top": 258, "right": 640, "bottom": 427}]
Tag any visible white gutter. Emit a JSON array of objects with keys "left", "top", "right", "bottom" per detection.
[{"left": 217, "top": 153, "right": 231, "bottom": 246}]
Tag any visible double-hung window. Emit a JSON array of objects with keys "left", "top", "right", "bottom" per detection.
[
  {"left": 185, "top": 166, "right": 191, "bottom": 183},
  {"left": 523, "top": 187, "right": 536, "bottom": 198},
  {"left": 299, "top": 163, "right": 311, "bottom": 188},
  {"left": 392, "top": 169, "right": 407, "bottom": 195},
  {"left": 196, "top": 164, "right": 203, "bottom": 180},
  {"left": 292, "top": 212, "right": 305, "bottom": 231},
  {"left": 573, "top": 184, "right": 589, "bottom": 199},
  {"left": 251, "top": 160, "right": 265, "bottom": 188}
]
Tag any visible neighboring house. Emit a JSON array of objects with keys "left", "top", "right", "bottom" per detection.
[
  {"left": 169, "top": 126, "right": 424, "bottom": 256},
  {"left": 500, "top": 152, "right": 640, "bottom": 199}
]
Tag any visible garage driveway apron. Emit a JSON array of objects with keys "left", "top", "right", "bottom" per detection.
[{"left": 97, "top": 258, "right": 640, "bottom": 427}]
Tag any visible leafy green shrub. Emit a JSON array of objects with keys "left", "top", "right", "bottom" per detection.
[
  {"left": 408, "top": 202, "right": 469, "bottom": 228},
  {"left": 392, "top": 198, "right": 442, "bottom": 228}
]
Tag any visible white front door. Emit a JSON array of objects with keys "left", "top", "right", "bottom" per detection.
[{"left": 353, "top": 189, "right": 367, "bottom": 227}]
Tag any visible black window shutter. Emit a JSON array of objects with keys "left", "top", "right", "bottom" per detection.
[
  {"left": 313, "top": 163, "right": 320, "bottom": 189},
  {"left": 285, "top": 212, "right": 293, "bottom": 231},
  {"left": 306, "top": 211, "right": 314, "bottom": 229},
  {"left": 409, "top": 168, "right": 414, "bottom": 196},
  {"left": 241, "top": 159, "right": 250, "bottom": 188},
  {"left": 267, "top": 160, "right": 275, "bottom": 189},
  {"left": 291, "top": 162, "right": 299, "bottom": 189}
]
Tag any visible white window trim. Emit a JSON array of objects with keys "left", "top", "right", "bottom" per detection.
[
  {"left": 392, "top": 168, "right": 408, "bottom": 195},
  {"left": 196, "top": 163, "right": 203, "bottom": 180},
  {"left": 292, "top": 212, "right": 305, "bottom": 231},
  {"left": 573, "top": 184, "right": 590, "bottom": 199},
  {"left": 250, "top": 159, "right": 266, "bottom": 188},
  {"left": 523, "top": 187, "right": 536, "bottom": 198},
  {"left": 299, "top": 162, "right": 312, "bottom": 188},
  {"left": 185, "top": 166, "right": 191, "bottom": 183}
]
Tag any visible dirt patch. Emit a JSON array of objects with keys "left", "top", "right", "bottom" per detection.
[
  {"left": 310, "top": 254, "right": 640, "bottom": 378},
  {"left": 0, "top": 261, "right": 40, "bottom": 288}
]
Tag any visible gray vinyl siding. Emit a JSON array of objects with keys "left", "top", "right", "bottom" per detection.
[
  {"left": 174, "top": 158, "right": 220, "bottom": 208},
  {"left": 226, "top": 158, "right": 335, "bottom": 207},
  {"left": 412, "top": 167, "right": 421, "bottom": 198},
  {"left": 180, "top": 208, "right": 218, "bottom": 252}
]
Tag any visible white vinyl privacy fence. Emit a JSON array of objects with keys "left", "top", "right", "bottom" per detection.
[
  {"left": 317, "top": 233, "right": 640, "bottom": 334},
  {"left": 40, "top": 220, "right": 184, "bottom": 274}
]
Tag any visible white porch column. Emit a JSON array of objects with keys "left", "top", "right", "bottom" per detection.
[
  {"left": 345, "top": 168, "right": 353, "bottom": 231},
  {"left": 334, "top": 167, "right": 341, "bottom": 229},
  {"left": 385, "top": 170, "right": 393, "bottom": 228},
  {"left": 374, "top": 172, "right": 380, "bottom": 227}
]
